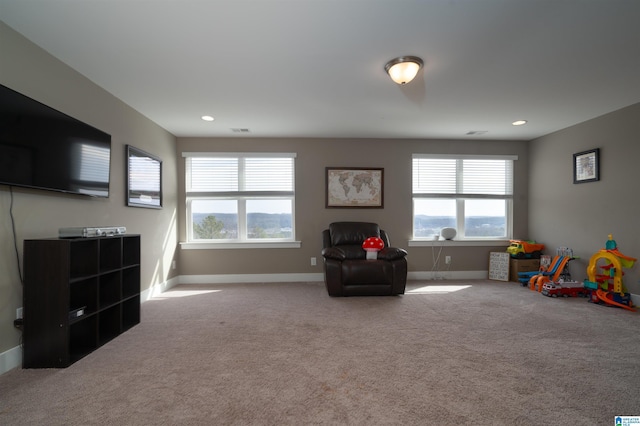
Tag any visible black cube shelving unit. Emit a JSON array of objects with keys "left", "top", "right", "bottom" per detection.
[{"left": 23, "top": 235, "right": 141, "bottom": 368}]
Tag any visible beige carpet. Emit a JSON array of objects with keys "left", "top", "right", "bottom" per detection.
[{"left": 1, "top": 280, "right": 639, "bottom": 425}]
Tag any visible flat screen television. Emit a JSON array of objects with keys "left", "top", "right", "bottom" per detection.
[{"left": 0, "top": 84, "right": 111, "bottom": 198}]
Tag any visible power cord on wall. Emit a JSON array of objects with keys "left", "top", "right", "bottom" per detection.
[
  {"left": 431, "top": 240, "right": 444, "bottom": 279},
  {"left": 9, "top": 187, "right": 24, "bottom": 334},
  {"left": 9, "top": 186, "right": 24, "bottom": 285}
]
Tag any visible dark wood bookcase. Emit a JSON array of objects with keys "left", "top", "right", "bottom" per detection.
[{"left": 23, "top": 235, "right": 141, "bottom": 368}]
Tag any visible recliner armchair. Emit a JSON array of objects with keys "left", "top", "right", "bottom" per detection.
[{"left": 321, "top": 222, "right": 408, "bottom": 296}]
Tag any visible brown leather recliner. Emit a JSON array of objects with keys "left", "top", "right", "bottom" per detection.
[{"left": 321, "top": 222, "right": 408, "bottom": 296}]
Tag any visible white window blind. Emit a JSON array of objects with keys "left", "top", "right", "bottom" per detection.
[
  {"left": 185, "top": 153, "right": 295, "bottom": 194},
  {"left": 187, "top": 157, "right": 238, "bottom": 192},
  {"left": 244, "top": 157, "right": 294, "bottom": 191},
  {"left": 413, "top": 155, "right": 515, "bottom": 196}
]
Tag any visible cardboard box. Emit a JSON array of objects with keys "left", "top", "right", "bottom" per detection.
[{"left": 509, "top": 258, "right": 540, "bottom": 282}]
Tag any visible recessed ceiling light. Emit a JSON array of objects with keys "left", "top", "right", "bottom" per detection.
[
  {"left": 512, "top": 120, "right": 527, "bottom": 126},
  {"left": 201, "top": 115, "right": 215, "bottom": 122}
]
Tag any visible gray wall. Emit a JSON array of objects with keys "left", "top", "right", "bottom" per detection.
[
  {"left": 177, "top": 137, "right": 530, "bottom": 277},
  {"left": 529, "top": 103, "right": 640, "bottom": 294},
  {"left": 0, "top": 23, "right": 179, "bottom": 355}
]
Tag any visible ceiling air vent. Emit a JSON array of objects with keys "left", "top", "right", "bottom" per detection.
[{"left": 231, "top": 128, "right": 250, "bottom": 133}]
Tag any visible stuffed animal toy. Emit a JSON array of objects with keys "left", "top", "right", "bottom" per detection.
[{"left": 362, "top": 236, "right": 385, "bottom": 260}]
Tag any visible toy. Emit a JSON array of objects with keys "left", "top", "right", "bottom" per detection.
[
  {"left": 507, "top": 240, "right": 544, "bottom": 258},
  {"left": 362, "top": 236, "right": 384, "bottom": 260},
  {"left": 518, "top": 253, "right": 566, "bottom": 286},
  {"left": 541, "top": 280, "right": 588, "bottom": 298},
  {"left": 583, "top": 234, "right": 637, "bottom": 312},
  {"left": 528, "top": 256, "right": 572, "bottom": 291}
]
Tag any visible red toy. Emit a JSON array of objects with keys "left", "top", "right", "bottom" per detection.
[
  {"left": 541, "top": 280, "right": 588, "bottom": 298},
  {"left": 362, "top": 237, "right": 384, "bottom": 260}
]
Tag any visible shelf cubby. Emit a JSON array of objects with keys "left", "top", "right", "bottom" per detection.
[
  {"left": 100, "top": 237, "right": 122, "bottom": 272},
  {"left": 123, "top": 236, "right": 141, "bottom": 267},
  {"left": 99, "top": 271, "right": 121, "bottom": 309},
  {"left": 70, "top": 239, "right": 99, "bottom": 279},
  {"left": 98, "top": 305, "right": 122, "bottom": 346},
  {"left": 70, "top": 315, "right": 98, "bottom": 363},
  {"left": 122, "top": 295, "right": 141, "bottom": 332},
  {"left": 122, "top": 265, "right": 141, "bottom": 299},
  {"left": 69, "top": 277, "right": 98, "bottom": 319}
]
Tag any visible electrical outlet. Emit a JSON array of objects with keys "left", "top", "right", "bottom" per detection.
[
  {"left": 16, "top": 307, "right": 23, "bottom": 319},
  {"left": 311, "top": 257, "right": 317, "bottom": 266},
  {"left": 445, "top": 256, "right": 451, "bottom": 265}
]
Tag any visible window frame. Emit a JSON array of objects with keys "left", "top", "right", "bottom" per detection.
[
  {"left": 183, "top": 152, "right": 299, "bottom": 249},
  {"left": 411, "top": 154, "right": 517, "bottom": 242}
]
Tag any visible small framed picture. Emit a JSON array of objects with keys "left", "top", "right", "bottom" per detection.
[
  {"left": 126, "top": 145, "right": 162, "bottom": 208},
  {"left": 573, "top": 148, "right": 599, "bottom": 184}
]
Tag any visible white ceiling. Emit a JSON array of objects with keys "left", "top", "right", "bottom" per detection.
[{"left": 1, "top": 0, "right": 639, "bottom": 140}]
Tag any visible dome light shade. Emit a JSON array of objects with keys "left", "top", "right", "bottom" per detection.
[{"left": 385, "top": 56, "right": 423, "bottom": 85}]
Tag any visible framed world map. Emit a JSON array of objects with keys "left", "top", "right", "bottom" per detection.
[{"left": 325, "top": 167, "right": 384, "bottom": 208}]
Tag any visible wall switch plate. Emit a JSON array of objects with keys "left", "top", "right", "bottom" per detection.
[
  {"left": 16, "top": 307, "right": 23, "bottom": 319},
  {"left": 445, "top": 256, "right": 451, "bottom": 264},
  {"left": 311, "top": 257, "right": 317, "bottom": 266}
]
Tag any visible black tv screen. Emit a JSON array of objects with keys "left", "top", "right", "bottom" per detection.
[{"left": 0, "top": 84, "right": 111, "bottom": 198}]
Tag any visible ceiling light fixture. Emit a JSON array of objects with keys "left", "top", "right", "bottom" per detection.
[
  {"left": 384, "top": 56, "right": 423, "bottom": 85},
  {"left": 201, "top": 115, "right": 215, "bottom": 122},
  {"left": 512, "top": 120, "right": 528, "bottom": 126}
]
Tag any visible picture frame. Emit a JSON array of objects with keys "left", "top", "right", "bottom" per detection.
[
  {"left": 488, "top": 252, "right": 510, "bottom": 282},
  {"left": 573, "top": 148, "right": 600, "bottom": 184},
  {"left": 126, "top": 145, "right": 162, "bottom": 209},
  {"left": 326, "top": 167, "right": 384, "bottom": 208}
]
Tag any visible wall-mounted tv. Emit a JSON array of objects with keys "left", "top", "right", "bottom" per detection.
[{"left": 0, "top": 84, "right": 111, "bottom": 198}]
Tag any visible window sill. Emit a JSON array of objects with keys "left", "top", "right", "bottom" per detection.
[
  {"left": 180, "top": 241, "right": 302, "bottom": 250},
  {"left": 408, "top": 239, "right": 510, "bottom": 247}
]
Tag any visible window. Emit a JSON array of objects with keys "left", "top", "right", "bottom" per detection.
[
  {"left": 184, "top": 152, "right": 296, "bottom": 245},
  {"left": 412, "top": 154, "right": 517, "bottom": 240}
]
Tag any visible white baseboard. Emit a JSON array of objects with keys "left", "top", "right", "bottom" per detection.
[
  {"left": 0, "top": 345, "right": 22, "bottom": 376},
  {"left": 408, "top": 270, "right": 488, "bottom": 280},
  {"left": 177, "top": 271, "right": 490, "bottom": 285},
  {"left": 141, "top": 276, "right": 181, "bottom": 301},
  {"left": 176, "top": 272, "right": 491, "bottom": 285},
  {"left": 178, "top": 273, "right": 325, "bottom": 284}
]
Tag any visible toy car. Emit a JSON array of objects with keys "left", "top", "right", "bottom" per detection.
[
  {"left": 507, "top": 240, "right": 544, "bottom": 258},
  {"left": 541, "top": 281, "right": 588, "bottom": 298}
]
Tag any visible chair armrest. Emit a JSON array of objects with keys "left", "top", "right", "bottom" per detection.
[
  {"left": 377, "top": 247, "right": 408, "bottom": 261},
  {"left": 322, "top": 245, "right": 369, "bottom": 260},
  {"left": 321, "top": 247, "right": 346, "bottom": 260}
]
